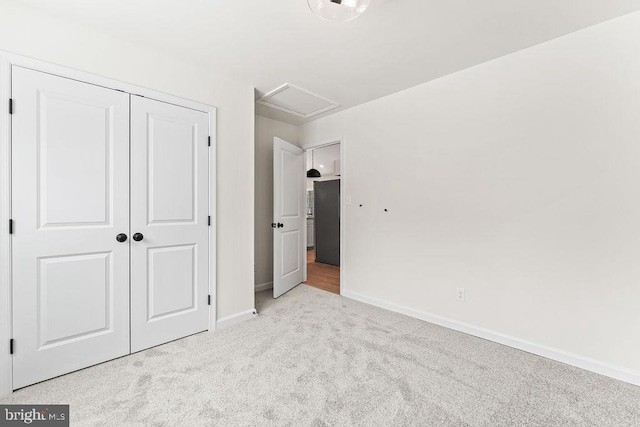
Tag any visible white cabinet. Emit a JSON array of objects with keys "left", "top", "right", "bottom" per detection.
[
  {"left": 306, "top": 190, "right": 314, "bottom": 248},
  {"left": 307, "top": 218, "right": 314, "bottom": 248}
]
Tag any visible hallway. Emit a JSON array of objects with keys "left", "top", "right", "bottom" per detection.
[{"left": 305, "top": 249, "right": 340, "bottom": 294}]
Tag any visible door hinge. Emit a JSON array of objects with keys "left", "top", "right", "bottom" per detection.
[
  {"left": 9, "top": 339, "right": 14, "bottom": 355},
  {"left": 208, "top": 136, "right": 211, "bottom": 147},
  {"left": 9, "top": 98, "right": 13, "bottom": 115},
  {"left": 208, "top": 215, "right": 211, "bottom": 226},
  {"left": 8, "top": 219, "right": 13, "bottom": 234},
  {"left": 208, "top": 295, "right": 211, "bottom": 306}
]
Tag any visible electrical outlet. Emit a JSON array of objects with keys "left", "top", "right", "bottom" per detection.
[{"left": 456, "top": 288, "right": 465, "bottom": 303}]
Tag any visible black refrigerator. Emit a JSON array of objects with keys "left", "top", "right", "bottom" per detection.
[{"left": 314, "top": 179, "right": 340, "bottom": 266}]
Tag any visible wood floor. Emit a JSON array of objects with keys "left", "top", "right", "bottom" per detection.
[{"left": 304, "top": 248, "right": 340, "bottom": 294}]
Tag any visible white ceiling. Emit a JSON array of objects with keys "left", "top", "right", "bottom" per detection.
[{"left": 9, "top": 0, "right": 640, "bottom": 125}]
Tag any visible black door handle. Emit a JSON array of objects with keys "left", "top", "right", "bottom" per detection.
[
  {"left": 271, "top": 223, "right": 277, "bottom": 228},
  {"left": 277, "top": 223, "right": 284, "bottom": 228},
  {"left": 116, "top": 233, "right": 127, "bottom": 243},
  {"left": 132, "top": 233, "right": 144, "bottom": 242}
]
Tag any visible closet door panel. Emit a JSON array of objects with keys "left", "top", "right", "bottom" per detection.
[
  {"left": 130, "top": 96, "right": 209, "bottom": 353},
  {"left": 11, "top": 66, "right": 130, "bottom": 389}
]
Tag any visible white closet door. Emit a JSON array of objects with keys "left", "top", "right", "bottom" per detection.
[
  {"left": 130, "top": 96, "right": 209, "bottom": 353},
  {"left": 11, "top": 67, "right": 130, "bottom": 389}
]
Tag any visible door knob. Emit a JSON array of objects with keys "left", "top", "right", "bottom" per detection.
[
  {"left": 116, "top": 233, "right": 128, "bottom": 242},
  {"left": 277, "top": 223, "right": 284, "bottom": 228},
  {"left": 132, "top": 233, "right": 144, "bottom": 242},
  {"left": 271, "top": 223, "right": 277, "bottom": 228}
]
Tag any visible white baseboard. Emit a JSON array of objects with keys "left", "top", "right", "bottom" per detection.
[
  {"left": 342, "top": 289, "right": 640, "bottom": 387},
  {"left": 216, "top": 308, "right": 257, "bottom": 329},
  {"left": 255, "top": 281, "right": 273, "bottom": 292}
]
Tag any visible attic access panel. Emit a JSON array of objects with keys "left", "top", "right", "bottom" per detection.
[{"left": 257, "top": 83, "right": 340, "bottom": 119}]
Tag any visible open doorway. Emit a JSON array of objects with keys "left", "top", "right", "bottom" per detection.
[{"left": 304, "top": 143, "right": 341, "bottom": 294}]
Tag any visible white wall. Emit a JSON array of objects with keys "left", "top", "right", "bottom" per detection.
[
  {"left": 301, "top": 11, "right": 640, "bottom": 379},
  {"left": 0, "top": 3, "right": 256, "bottom": 320},
  {"left": 255, "top": 115, "right": 299, "bottom": 289}
]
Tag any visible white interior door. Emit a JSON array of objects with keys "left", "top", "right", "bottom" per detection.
[
  {"left": 130, "top": 96, "right": 209, "bottom": 353},
  {"left": 273, "top": 137, "right": 305, "bottom": 298},
  {"left": 11, "top": 66, "right": 130, "bottom": 389}
]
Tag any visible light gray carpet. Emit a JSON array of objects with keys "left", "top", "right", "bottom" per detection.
[{"left": 2, "top": 285, "right": 640, "bottom": 426}]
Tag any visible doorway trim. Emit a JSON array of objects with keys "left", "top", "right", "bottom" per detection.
[
  {"left": 0, "top": 50, "right": 217, "bottom": 395},
  {"left": 301, "top": 137, "right": 345, "bottom": 296}
]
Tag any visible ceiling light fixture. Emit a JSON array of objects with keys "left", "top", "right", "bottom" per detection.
[
  {"left": 307, "top": 150, "right": 321, "bottom": 178},
  {"left": 308, "top": 0, "right": 371, "bottom": 22}
]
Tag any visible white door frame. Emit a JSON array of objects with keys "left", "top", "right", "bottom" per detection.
[
  {"left": 301, "top": 137, "right": 345, "bottom": 294},
  {"left": 0, "top": 50, "right": 217, "bottom": 395}
]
